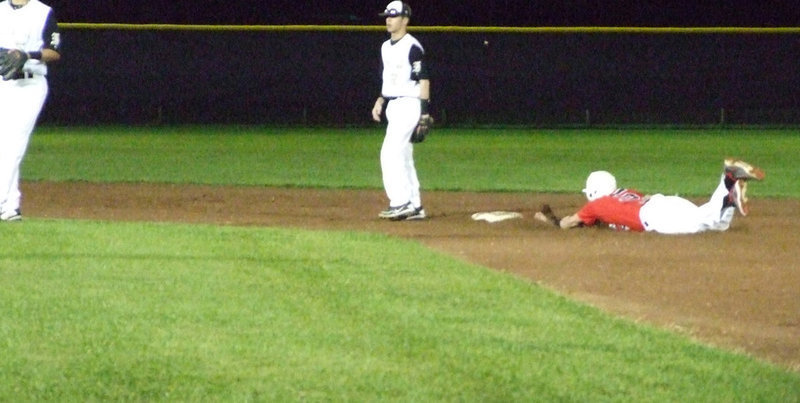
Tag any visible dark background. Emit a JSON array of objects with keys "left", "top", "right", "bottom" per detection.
[
  {"left": 36, "top": 1, "right": 800, "bottom": 127},
  {"left": 45, "top": 1, "right": 800, "bottom": 27}
]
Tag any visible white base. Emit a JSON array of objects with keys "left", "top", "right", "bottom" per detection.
[{"left": 471, "top": 211, "right": 523, "bottom": 223}]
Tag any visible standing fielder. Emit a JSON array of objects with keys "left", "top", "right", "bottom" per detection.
[
  {"left": 0, "top": 0, "right": 61, "bottom": 221},
  {"left": 371, "top": 1, "right": 430, "bottom": 221}
]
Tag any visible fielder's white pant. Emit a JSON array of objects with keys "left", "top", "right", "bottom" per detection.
[
  {"left": 381, "top": 97, "right": 421, "bottom": 208},
  {"left": 639, "top": 174, "right": 734, "bottom": 234},
  {"left": 0, "top": 75, "right": 48, "bottom": 214}
]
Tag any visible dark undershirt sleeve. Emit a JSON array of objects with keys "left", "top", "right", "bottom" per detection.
[
  {"left": 42, "top": 10, "right": 61, "bottom": 52},
  {"left": 408, "top": 45, "right": 429, "bottom": 81}
]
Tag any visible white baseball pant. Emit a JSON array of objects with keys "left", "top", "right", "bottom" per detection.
[
  {"left": 381, "top": 97, "right": 421, "bottom": 208},
  {"left": 639, "top": 174, "right": 734, "bottom": 234},
  {"left": 0, "top": 75, "right": 48, "bottom": 214}
]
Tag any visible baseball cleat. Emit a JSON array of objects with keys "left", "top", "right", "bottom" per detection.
[
  {"left": 0, "top": 209, "right": 22, "bottom": 222},
  {"left": 724, "top": 158, "right": 765, "bottom": 181},
  {"left": 712, "top": 206, "right": 736, "bottom": 231},
  {"left": 379, "top": 202, "right": 416, "bottom": 220},
  {"left": 403, "top": 206, "right": 427, "bottom": 221},
  {"left": 728, "top": 180, "right": 750, "bottom": 216}
]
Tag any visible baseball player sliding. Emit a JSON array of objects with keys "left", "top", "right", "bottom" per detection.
[
  {"left": 535, "top": 158, "right": 765, "bottom": 234},
  {"left": 0, "top": 0, "right": 61, "bottom": 221},
  {"left": 371, "top": 1, "right": 432, "bottom": 221}
]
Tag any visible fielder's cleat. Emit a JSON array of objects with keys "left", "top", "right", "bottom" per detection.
[
  {"left": 403, "top": 206, "right": 427, "bottom": 221},
  {"left": 728, "top": 180, "right": 750, "bottom": 216},
  {"left": 0, "top": 209, "right": 22, "bottom": 222},
  {"left": 378, "top": 207, "right": 393, "bottom": 218},
  {"left": 724, "top": 158, "right": 765, "bottom": 181},
  {"left": 379, "top": 202, "right": 416, "bottom": 220}
]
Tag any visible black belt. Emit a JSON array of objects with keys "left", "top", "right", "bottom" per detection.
[
  {"left": 383, "top": 96, "right": 413, "bottom": 101},
  {"left": 10, "top": 71, "right": 40, "bottom": 80}
]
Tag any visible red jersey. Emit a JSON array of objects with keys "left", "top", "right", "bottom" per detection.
[{"left": 577, "top": 188, "right": 647, "bottom": 232}]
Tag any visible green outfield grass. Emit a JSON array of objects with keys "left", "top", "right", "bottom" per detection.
[
  {"left": 25, "top": 126, "right": 799, "bottom": 197},
  {"left": 3, "top": 126, "right": 798, "bottom": 400},
  {"left": 2, "top": 220, "right": 798, "bottom": 401}
]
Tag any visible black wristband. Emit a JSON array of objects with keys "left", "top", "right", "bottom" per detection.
[
  {"left": 28, "top": 51, "right": 42, "bottom": 60},
  {"left": 420, "top": 99, "right": 430, "bottom": 115}
]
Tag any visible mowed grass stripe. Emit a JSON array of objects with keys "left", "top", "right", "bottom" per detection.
[
  {"left": 25, "top": 126, "right": 799, "bottom": 197},
  {"left": 1, "top": 220, "right": 798, "bottom": 400}
]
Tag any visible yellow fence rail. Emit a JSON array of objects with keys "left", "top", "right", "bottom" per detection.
[{"left": 58, "top": 23, "right": 800, "bottom": 34}]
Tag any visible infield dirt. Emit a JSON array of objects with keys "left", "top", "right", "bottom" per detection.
[{"left": 23, "top": 182, "right": 800, "bottom": 371}]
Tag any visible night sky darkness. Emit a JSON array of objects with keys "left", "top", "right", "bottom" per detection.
[{"left": 44, "top": 1, "right": 799, "bottom": 27}]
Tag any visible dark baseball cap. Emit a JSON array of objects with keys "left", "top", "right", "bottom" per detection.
[{"left": 379, "top": 1, "right": 412, "bottom": 18}]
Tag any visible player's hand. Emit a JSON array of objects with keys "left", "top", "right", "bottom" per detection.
[
  {"left": 410, "top": 114, "right": 433, "bottom": 143},
  {"left": 534, "top": 211, "right": 551, "bottom": 224},
  {"left": 535, "top": 204, "right": 562, "bottom": 227},
  {"left": 371, "top": 99, "right": 384, "bottom": 122}
]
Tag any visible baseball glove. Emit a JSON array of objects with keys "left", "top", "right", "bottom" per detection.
[
  {"left": 534, "top": 204, "right": 561, "bottom": 227},
  {"left": 410, "top": 114, "right": 434, "bottom": 143},
  {"left": 0, "top": 49, "right": 28, "bottom": 81}
]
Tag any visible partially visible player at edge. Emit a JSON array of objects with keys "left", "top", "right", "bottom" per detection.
[
  {"left": 371, "top": 1, "right": 430, "bottom": 221},
  {"left": 535, "top": 159, "right": 765, "bottom": 235},
  {"left": 0, "top": 0, "right": 61, "bottom": 221}
]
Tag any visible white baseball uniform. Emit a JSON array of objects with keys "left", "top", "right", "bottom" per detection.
[
  {"left": 379, "top": 33, "right": 428, "bottom": 209},
  {"left": 577, "top": 174, "right": 737, "bottom": 234},
  {"left": 639, "top": 175, "right": 735, "bottom": 234},
  {"left": 0, "top": 0, "right": 60, "bottom": 218}
]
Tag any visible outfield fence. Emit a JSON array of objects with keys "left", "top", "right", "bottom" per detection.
[{"left": 44, "top": 24, "right": 800, "bottom": 127}]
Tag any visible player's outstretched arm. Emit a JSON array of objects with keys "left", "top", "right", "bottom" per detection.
[
  {"left": 558, "top": 213, "right": 584, "bottom": 229},
  {"left": 533, "top": 204, "right": 584, "bottom": 229}
]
